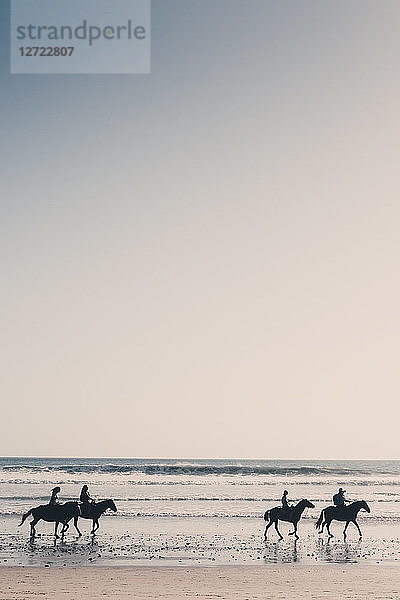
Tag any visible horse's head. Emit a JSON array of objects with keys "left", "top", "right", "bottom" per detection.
[
  {"left": 361, "top": 500, "right": 370, "bottom": 513},
  {"left": 295, "top": 499, "right": 315, "bottom": 511},
  {"left": 106, "top": 499, "right": 117, "bottom": 512}
]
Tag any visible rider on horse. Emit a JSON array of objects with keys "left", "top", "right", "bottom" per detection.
[
  {"left": 333, "top": 488, "right": 347, "bottom": 511},
  {"left": 282, "top": 490, "right": 293, "bottom": 516},
  {"left": 333, "top": 487, "right": 347, "bottom": 507},
  {"left": 80, "top": 485, "right": 94, "bottom": 517},
  {"left": 49, "top": 486, "right": 61, "bottom": 506}
]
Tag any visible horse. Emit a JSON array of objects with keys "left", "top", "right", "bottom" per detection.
[
  {"left": 73, "top": 499, "right": 117, "bottom": 535},
  {"left": 19, "top": 502, "right": 80, "bottom": 538},
  {"left": 316, "top": 500, "right": 370, "bottom": 539},
  {"left": 263, "top": 499, "right": 315, "bottom": 540}
]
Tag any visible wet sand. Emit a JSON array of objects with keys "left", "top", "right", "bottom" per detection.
[
  {"left": 1, "top": 565, "right": 400, "bottom": 599},
  {"left": 2, "top": 518, "right": 400, "bottom": 598},
  {"left": 2, "top": 515, "right": 400, "bottom": 567}
]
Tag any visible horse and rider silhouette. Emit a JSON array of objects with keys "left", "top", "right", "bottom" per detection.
[
  {"left": 264, "top": 493, "right": 315, "bottom": 540},
  {"left": 19, "top": 484, "right": 370, "bottom": 542},
  {"left": 74, "top": 499, "right": 117, "bottom": 535},
  {"left": 315, "top": 500, "right": 370, "bottom": 539},
  {"left": 19, "top": 501, "right": 80, "bottom": 538},
  {"left": 315, "top": 487, "right": 370, "bottom": 540},
  {"left": 19, "top": 485, "right": 117, "bottom": 538},
  {"left": 263, "top": 489, "right": 370, "bottom": 541}
]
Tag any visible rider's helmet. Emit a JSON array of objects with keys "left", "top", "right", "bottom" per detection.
[
  {"left": 52, "top": 486, "right": 61, "bottom": 493},
  {"left": 339, "top": 488, "right": 345, "bottom": 493},
  {"left": 283, "top": 490, "right": 288, "bottom": 495}
]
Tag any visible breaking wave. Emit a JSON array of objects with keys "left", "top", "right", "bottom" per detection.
[{"left": 1, "top": 463, "right": 391, "bottom": 477}]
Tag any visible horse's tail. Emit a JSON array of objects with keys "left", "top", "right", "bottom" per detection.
[
  {"left": 19, "top": 509, "right": 33, "bottom": 527},
  {"left": 315, "top": 509, "right": 324, "bottom": 530},
  {"left": 264, "top": 510, "right": 270, "bottom": 521}
]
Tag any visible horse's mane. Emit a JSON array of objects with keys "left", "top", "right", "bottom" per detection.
[{"left": 292, "top": 499, "right": 309, "bottom": 509}]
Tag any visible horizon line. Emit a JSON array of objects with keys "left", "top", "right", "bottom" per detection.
[{"left": 1, "top": 455, "right": 399, "bottom": 461}]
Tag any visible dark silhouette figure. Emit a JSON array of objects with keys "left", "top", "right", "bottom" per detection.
[
  {"left": 49, "top": 486, "right": 61, "bottom": 506},
  {"left": 79, "top": 485, "right": 94, "bottom": 517},
  {"left": 19, "top": 502, "right": 80, "bottom": 538},
  {"left": 316, "top": 500, "right": 370, "bottom": 540},
  {"left": 73, "top": 499, "right": 117, "bottom": 535},
  {"left": 264, "top": 498, "right": 315, "bottom": 540},
  {"left": 332, "top": 487, "right": 347, "bottom": 508},
  {"left": 281, "top": 490, "right": 291, "bottom": 511}
]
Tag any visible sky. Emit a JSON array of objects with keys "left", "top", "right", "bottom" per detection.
[{"left": 1, "top": 0, "right": 400, "bottom": 459}]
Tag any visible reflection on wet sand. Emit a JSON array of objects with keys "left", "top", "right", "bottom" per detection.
[
  {"left": 1, "top": 520, "right": 400, "bottom": 567},
  {"left": 317, "top": 537, "right": 361, "bottom": 563},
  {"left": 262, "top": 535, "right": 381, "bottom": 565},
  {"left": 263, "top": 539, "right": 299, "bottom": 563}
]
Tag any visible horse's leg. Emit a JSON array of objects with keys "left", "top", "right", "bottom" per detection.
[
  {"left": 30, "top": 519, "right": 38, "bottom": 538},
  {"left": 317, "top": 510, "right": 326, "bottom": 534},
  {"left": 343, "top": 521, "right": 349, "bottom": 539},
  {"left": 274, "top": 520, "right": 283, "bottom": 541},
  {"left": 61, "top": 521, "right": 69, "bottom": 535},
  {"left": 264, "top": 520, "right": 273, "bottom": 540},
  {"left": 54, "top": 522, "right": 59, "bottom": 538},
  {"left": 93, "top": 520, "right": 99, "bottom": 532},
  {"left": 91, "top": 520, "right": 96, "bottom": 535},
  {"left": 326, "top": 519, "right": 334, "bottom": 538},
  {"left": 318, "top": 518, "right": 326, "bottom": 534},
  {"left": 288, "top": 518, "right": 297, "bottom": 537},
  {"left": 74, "top": 517, "right": 82, "bottom": 537},
  {"left": 290, "top": 521, "right": 299, "bottom": 540},
  {"left": 353, "top": 520, "right": 362, "bottom": 539}
]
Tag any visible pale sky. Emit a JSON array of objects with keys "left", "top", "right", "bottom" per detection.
[{"left": 1, "top": 0, "right": 400, "bottom": 459}]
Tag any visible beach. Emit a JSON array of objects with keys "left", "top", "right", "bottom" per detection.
[
  {"left": 2, "top": 458, "right": 400, "bottom": 597},
  {"left": 1, "top": 565, "right": 400, "bottom": 599},
  {"left": 2, "top": 458, "right": 400, "bottom": 568}
]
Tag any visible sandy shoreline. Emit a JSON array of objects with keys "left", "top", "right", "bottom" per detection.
[{"left": 1, "top": 565, "right": 400, "bottom": 599}]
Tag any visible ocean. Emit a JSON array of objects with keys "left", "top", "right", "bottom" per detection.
[{"left": 1, "top": 458, "right": 400, "bottom": 566}]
